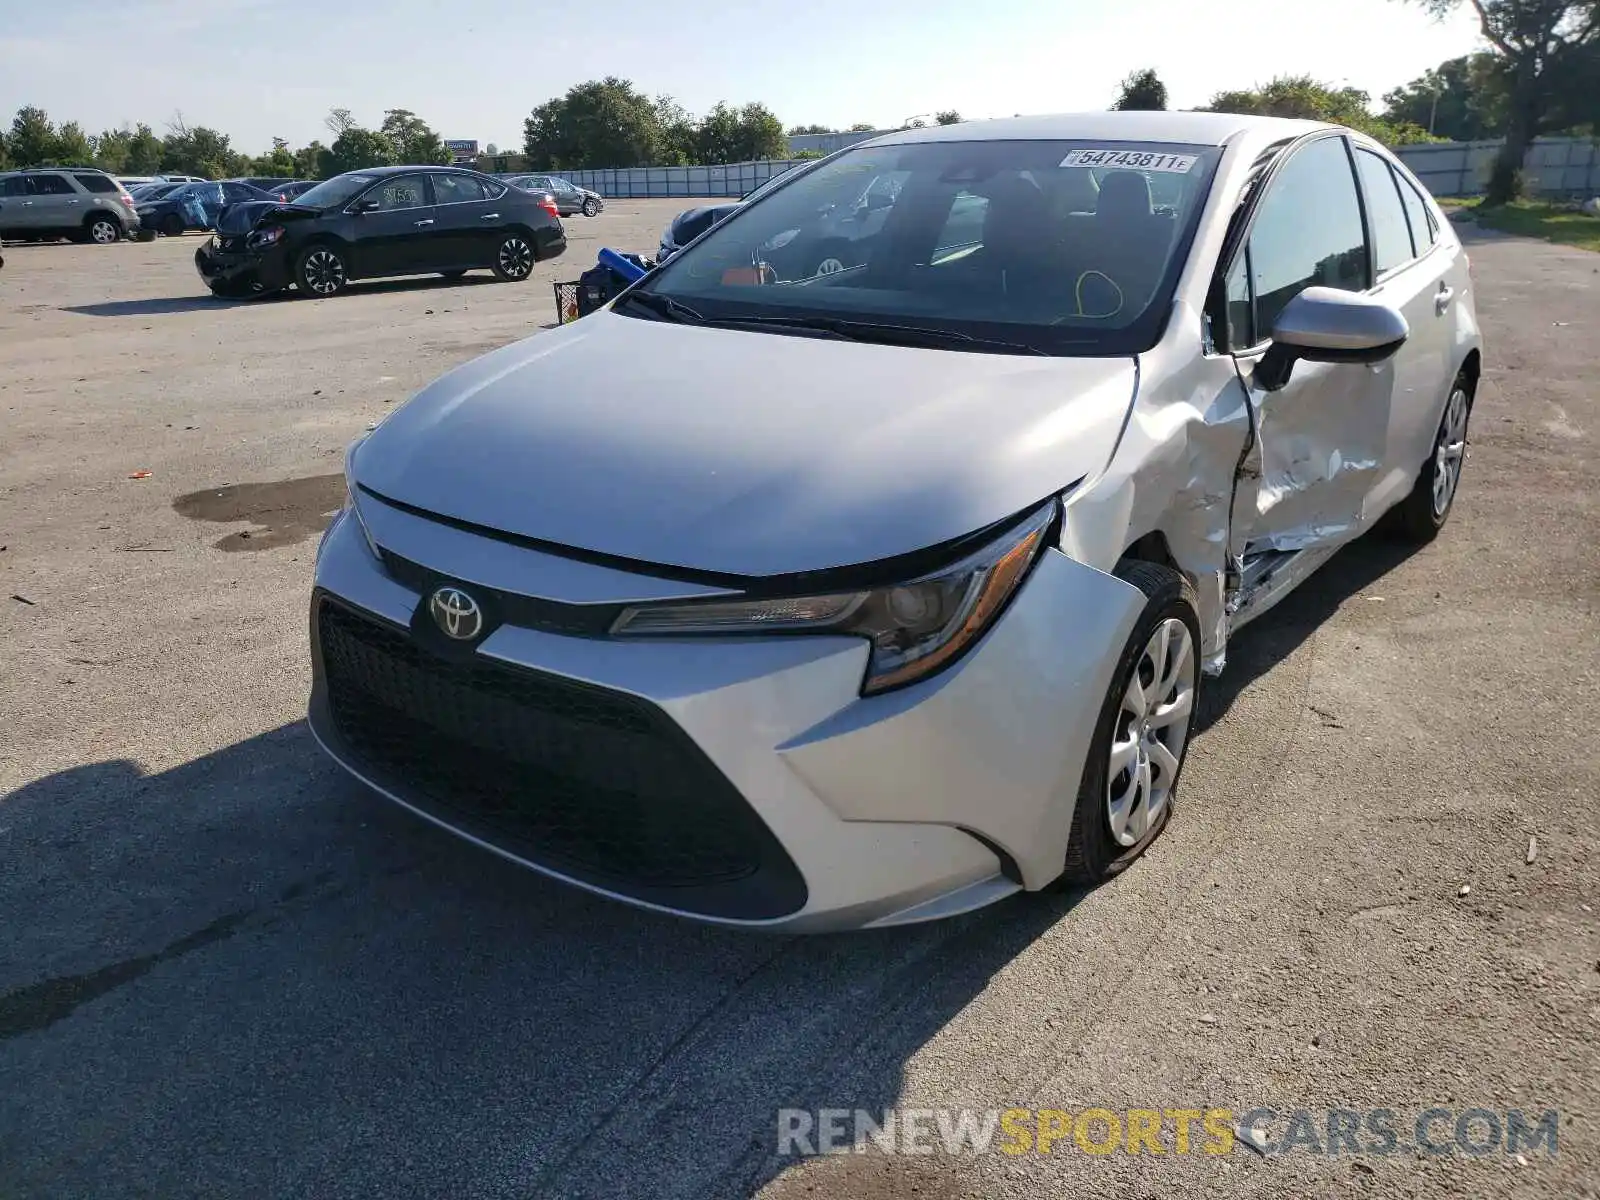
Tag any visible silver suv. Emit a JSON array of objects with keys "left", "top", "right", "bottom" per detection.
[{"left": 0, "top": 168, "right": 138, "bottom": 244}]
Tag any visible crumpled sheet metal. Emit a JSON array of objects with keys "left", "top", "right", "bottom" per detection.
[
  {"left": 1060, "top": 307, "right": 1252, "bottom": 676},
  {"left": 1239, "top": 357, "right": 1386, "bottom": 554}
]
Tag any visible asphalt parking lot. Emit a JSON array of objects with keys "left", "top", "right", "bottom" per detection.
[{"left": 1, "top": 210, "right": 1596, "bottom": 1199}]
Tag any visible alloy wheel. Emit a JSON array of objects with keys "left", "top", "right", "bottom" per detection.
[
  {"left": 815, "top": 257, "right": 845, "bottom": 275},
  {"left": 498, "top": 237, "right": 533, "bottom": 278},
  {"left": 1107, "top": 617, "right": 1196, "bottom": 847},
  {"left": 1431, "top": 386, "right": 1470, "bottom": 517},
  {"left": 90, "top": 219, "right": 120, "bottom": 245},
  {"left": 303, "top": 249, "right": 345, "bottom": 296}
]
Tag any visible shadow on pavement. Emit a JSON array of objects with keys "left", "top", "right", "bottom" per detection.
[
  {"left": 1197, "top": 529, "right": 1423, "bottom": 733},
  {"left": 0, "top": 721, "right": 1074, "bottom": 1199},
  {"left": 62, "top": 274, "right": 503, "bottom": 318}
]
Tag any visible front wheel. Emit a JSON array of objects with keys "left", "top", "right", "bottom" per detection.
[
  {"left": 492, "top": 232, "right": 536, "bottom": 281},
  {"left": 1389, "top": 371, "right": 1473, "bottom": 542},
  {"left": 582, "top": 197, "right": 599, "bottom": 217},
  {"left": 295, "top": 245, "right": 349, "bottom": 297},
  {"left": 1058, "top": 561, "right": 1201, "bottom": 886}
]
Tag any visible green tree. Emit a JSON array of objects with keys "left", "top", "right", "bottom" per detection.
[
  {"left": 523, "top": 77, "right": 664, "bottom": 169},
  {"left": 125, "top": 124, "right": 164, "bottom": 174},
  {"left": 694, "top": 102, "right": 788, "bottom": 164},
  {"left": 92, "top": 127, "right": 133, "bottom": 173},
  {"left": 325, "top": 107, "right": 357, "bottom": 137},
  {"left": 935, "top": 110, "right": 963, "bottom": 125},
  {"left": 1205, "top": 76, "right": 1436, "bottom": 145},
  {"left": 654, "top": 95, "right": 699, "bottom": 165},
  {"left": 848, "top": 122, "right": 877, "bottom": 132},
  {"left": 0, "top": 132, "right": 9, "bottom": 170},
  {"left": 54, "top": 121, "right": 92, "bottom": 164},
  {"left": 1411, "top": 0, "right": 1600, "bottom": 201},
  {"left": 325, "top": 126, "right": 396, "bottom": 174},
  {"left": 1382, "top": 54, "right": 1504, "bottom": 139},
  {"left": 293, "top": 140, "right": 327, "bottom": 179},
  {"left": 788, "top": 123, "right": 835, "bottom": 134},
  {"left": 1113, "top": 68, "right": 1169, "bottom": 111},
  {"left": 9, "top": 106, "right": 60, "bottom": 166},
  {"left": 380, "top": 109, "right": 450, "bottom": 165},
  {"left": 249, "top": 136, "right": 296, "bottom": 177},
  {"left": 161, "top": 118, "right": 247, "bottom": 178}
]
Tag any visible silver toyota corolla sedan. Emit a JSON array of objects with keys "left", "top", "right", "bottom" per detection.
[{"left": 310, "top": 112, "right": 1481, "bottom": 932}]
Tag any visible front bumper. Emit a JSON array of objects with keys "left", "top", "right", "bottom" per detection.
[
  {"left": 194, "top": 236, "right": 291, "bottom": 296},
  {"left": 308, "top": 493, "right": 1145, "bottom": 931}
]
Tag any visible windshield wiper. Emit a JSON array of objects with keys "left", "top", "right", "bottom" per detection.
[
  {"left": 616, "top": 290, "right": 705, "bottom": 323},
  {"left": 700, "top": 315, "right": 1049, "bottom": 356}
]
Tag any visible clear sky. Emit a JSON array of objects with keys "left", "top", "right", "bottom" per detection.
[{"left": 2, "top": 0, "right": 1485, "bottom": 156}]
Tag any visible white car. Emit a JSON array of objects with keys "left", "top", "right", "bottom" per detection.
[{"left": 311, "top": 112, "right": 1480, "bottom": 931}]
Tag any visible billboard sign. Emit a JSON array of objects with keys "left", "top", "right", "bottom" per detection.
[{"left": 445, "top": 139, "right": 479, "bottom": 164}]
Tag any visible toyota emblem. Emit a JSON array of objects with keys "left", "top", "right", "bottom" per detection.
[{"left": 428, "top": 586, "right": 484, "bottom": 641}]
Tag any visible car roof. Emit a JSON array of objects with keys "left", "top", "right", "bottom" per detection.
[
  {"left": 867, "top": 111, "right": 1332, "bottom": 149},
  {"left": 343, "top": 164, "right": 483, "bottom": 177}
]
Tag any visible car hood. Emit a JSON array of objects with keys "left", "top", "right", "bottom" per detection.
[
  {"left": 353, "top": 310, "right": 1137, "bottom": 578},
  {"left": 215, "top": 201, "right": 319, "bottom": 235}
]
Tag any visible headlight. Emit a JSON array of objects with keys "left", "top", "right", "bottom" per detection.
[
  {"left": 246, "top": 225, "right": 285, "bottom": 248},
  {"left": 611, "top": 501, "right": 1056, "bottom": 695}
]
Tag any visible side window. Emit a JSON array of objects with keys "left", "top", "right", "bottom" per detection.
[
  {"left": 432, "top": 173, "right": 487, "bottom": 204},
  {"left": 1355, "top": 149, "right": 1416, "bottom": 275},
  {"left": 0, "top": 177, "right": 24, "bottom": 197},
  {"left": 369, "top": 175, "right": 429, "bottom": 211},
  {"left": 1224, "top": 250, "right": 1254, "bottom": 349},
  {"left": 1244, "top": 136, "right": 1368, "bottom": 339},
  {"left": 30, "top": 174, "right": 75, "bottom": 195},
  {"left": 482, "top": 180, "right": 507, "bottom": 200},
  {"left": 1397, "top": 172, "right": 1437, "bottom": 250},
  {"left": 221, "top": 183, "right": 253, "bottom": 203},
  {"left": 935, "top": 189, "right": 987, "bottom": 253},
  {"left": 74, "top": 174, "right": 118, "bottom": 193}
]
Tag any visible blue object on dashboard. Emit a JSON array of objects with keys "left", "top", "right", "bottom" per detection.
[{"left": 597, "top": 247, "right": 647, "bottom": 282}]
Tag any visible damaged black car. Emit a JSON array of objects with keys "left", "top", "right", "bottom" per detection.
[{"left": 195, "top": 166, "right": 566, "bottom": 298}]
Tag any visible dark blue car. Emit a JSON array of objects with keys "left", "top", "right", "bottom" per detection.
[{"left": 137, "top": 181, "right": 277, "bottom": 237}]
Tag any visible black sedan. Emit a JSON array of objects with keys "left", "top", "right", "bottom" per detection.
[{"left": 194, "top": 166, "right": 566, "bottom": 298}]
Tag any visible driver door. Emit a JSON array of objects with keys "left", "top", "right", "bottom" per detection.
[
  {"left": 1223, "top": 134, "right": 1392, "bottom": 563},
  {"left": 348, "top": 173, "right": 438, "bottom": 277}
]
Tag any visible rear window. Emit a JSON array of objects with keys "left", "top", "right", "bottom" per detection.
[
  {"left": 75, "top": 173, "right": 119, "bottom": 193},
  {"left": 644, "top": 139, "right": 1221, "bottom": 356}
]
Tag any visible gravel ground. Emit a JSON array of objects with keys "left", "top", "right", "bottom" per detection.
[{"left": 0, "top": 214, "right": 1596, "bottom": 1199}]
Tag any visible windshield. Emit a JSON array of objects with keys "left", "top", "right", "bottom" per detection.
[
  {"left": 291, "top": 173, "right": 377, "bottom": 210},
  {"left": 638, "top": 139, "right": 1221, "bottom": 355}
]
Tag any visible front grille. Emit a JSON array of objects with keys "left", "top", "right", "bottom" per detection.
[
  {"left": 315, "top": 598, "right": 806, "bottom": 917},
  {"left": 218, "top": 235, "right": 242, "bottom": 252}
]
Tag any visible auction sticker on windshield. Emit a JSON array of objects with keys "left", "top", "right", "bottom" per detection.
[{"left": 1060, "top": 149, "right": 1197, "bottom": 172}]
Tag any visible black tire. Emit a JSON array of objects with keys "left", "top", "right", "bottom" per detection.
[
  {"left": 134, "top": 228, "right": 158, "bottom": 243},
  {"left": 161, "top": 213, "right": 185, "bottom": 238},
  {"left": 86, "top": 214, "right": 123, "bottom": 245},
  {"left": 582, "top": 197, "right": 599, "bottom": 217},
  {"left": 295, "top": 243, "right": 349, "bottom": 297},
  {"left": 1058, "top": 560, "right": 1202, "bottom": 886},
  {"left": 491, "top": 231, "right": 536, "bottom": 281},
  {"left": 1388, "top": 369, "right": 1474, "bottom": 543}
]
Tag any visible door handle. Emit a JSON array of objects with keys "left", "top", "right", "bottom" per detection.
[
  {"left": 479, "top": 213, "right": 500, "bottom": 220},
  {"left": 1435, "top": 284, "right": 1454, "bottom": 314},
  {"left": 414, "top": 218, "right": 434, "bottom": 227},
  {"left": 66, "top": 199, "right": 80, "bottom": 205}
]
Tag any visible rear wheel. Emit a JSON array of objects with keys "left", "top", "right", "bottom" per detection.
[
  {"left": 295, "top": 244, "right": 349, "bottom": 297},
  {"left": 1389, "top": 371, "right": 1473, "bottom": 542},
  {"left": 161, "top": 213, "right": 184, "bottom": 238},
  {"left": 492, "top": 232, "right": 535, "bottom": 281},
  {"left": 86, "top": 215, "right": 122, "bottom": 245},
  {"left": 1058, "top": 561, "right": 1201, "bottom": 886}
]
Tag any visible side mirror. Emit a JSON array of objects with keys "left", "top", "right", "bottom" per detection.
[
  {"left": 1256, "top": 287, "right": 1409, "bottom": 392},
  {"left": 353, "top": 198, "right": 381, "bottom": 214}
]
